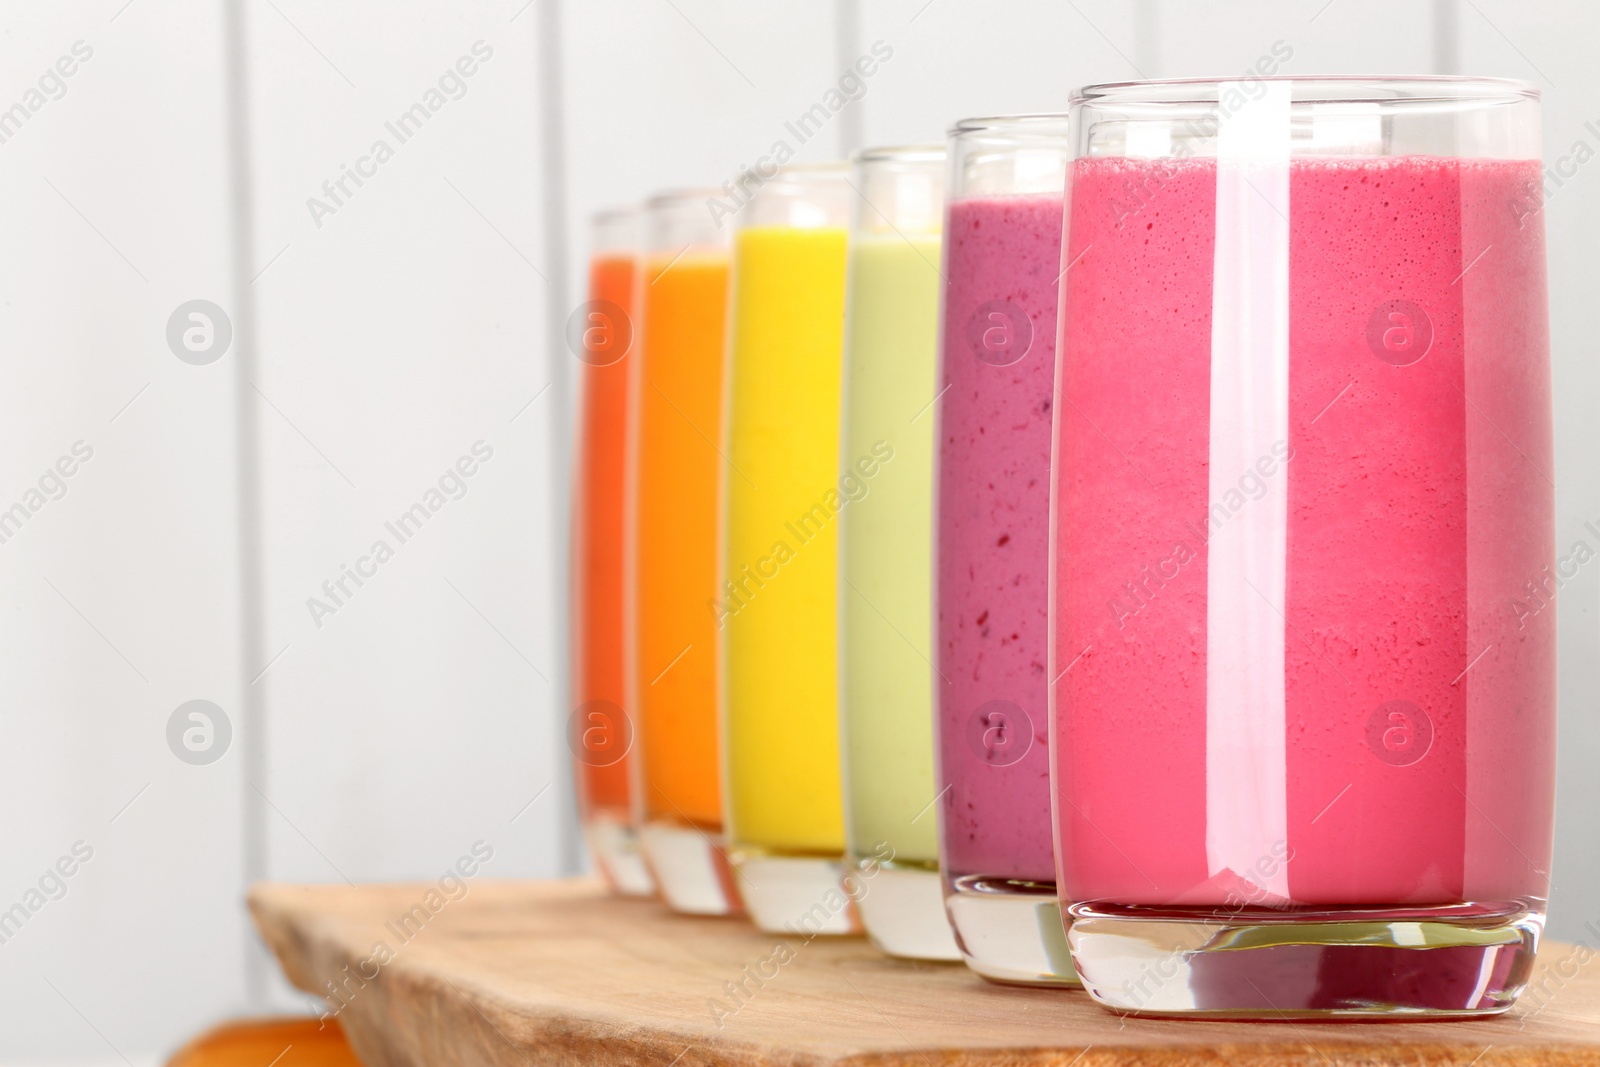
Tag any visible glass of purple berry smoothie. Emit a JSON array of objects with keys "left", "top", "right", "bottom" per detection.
[
  {"left": 933, "top": 115, "right": 1079, "bottom": 986},
  {"left": 1052, "top": 77, "right": 1552, "bottom": 1017}
]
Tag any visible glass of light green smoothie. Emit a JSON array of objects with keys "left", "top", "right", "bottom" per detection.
[{"left": 837, "top": 145, "right": 958, "bottom": 961}]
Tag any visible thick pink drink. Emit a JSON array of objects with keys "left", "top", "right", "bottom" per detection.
[
  {"left": 937, "top": 194, "right": 1062, "bottom": 888},
  {"left": 1055, "top": 151, "right": 1552, "bottom": 906},
  {"left": 1053, "top": 79, "right": 1553, "bottom": 1015}
]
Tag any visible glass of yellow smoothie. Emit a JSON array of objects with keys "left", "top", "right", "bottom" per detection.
[
  {"left": 720, "top": 163, "right": 857, "bottom": 935},
  {"left": 836, "top": 146, "right": 960, "bottom": 960}
]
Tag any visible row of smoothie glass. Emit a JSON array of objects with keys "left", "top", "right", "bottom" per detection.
[
  {"left": 570, "top": 153, "right": 953, "bottom": 937},
  {"left": 571, "top": 76, "right": 1555, "bottom": 1018},
  {"left": 569, "top": 146, "right": 988, "bottom": 957}
]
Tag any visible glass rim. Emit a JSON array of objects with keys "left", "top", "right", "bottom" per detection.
[
  {"left": 590, "top": 204, "right": 640, "bottom": 225},
  {"left": 852, "top": 143, "right": 945, "bottom": 165},
  {"left": 644, "top": 187, "right": 724, "bottom": 210},
  {"left": 735, "top": 161, "right": 852, "bottom": 204},
  {"left": 949, "top": 112, "right": 1072, "bottom": 138},
  {"left": 768, "top": 160, "right": 852, "bottom": 178},
  {"left": 1073, "top": 74, "right": 1540, "bottom": 108},
  {"left": 735, "top": 160, "right": 852, "bottom": 198}
]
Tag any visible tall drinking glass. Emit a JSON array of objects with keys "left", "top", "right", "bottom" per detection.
[
  {"left": 722, "top": 163, "right": 859, "bottom": 935},
  {"left": 571, "top": 207, "right": 652, "bottom": 896},
  {"left": 933, "top": 116, "right": 1079, "bottom": 985},
  {"left": 634, "top": 190, "right": 741, "bottom": 915},
  {"left": 838, "top": 145, "right": 960, "bottom": 961},
  {"left": 1053, "top": 77, "right": 1552, "bottom": 1016}
]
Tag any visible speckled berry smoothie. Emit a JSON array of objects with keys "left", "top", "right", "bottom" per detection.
[
  {"left": 1053, "top": 153, "right": 1554, "bottom": 911},
  {"left": 935, "top": 193, "right": 1064, "bottom": 888}
]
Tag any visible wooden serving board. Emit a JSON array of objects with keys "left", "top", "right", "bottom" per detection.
[{"left": 249, "top": 878, "right": 1600, "bottom": 1067}]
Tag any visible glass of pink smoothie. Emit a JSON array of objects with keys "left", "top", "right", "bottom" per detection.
[
  {"left": 934, "top": 115, "right": 1078, "bottom": 986},
  {"left": 1052, "top": 77, "right": 1552, "bottom": 1017}
]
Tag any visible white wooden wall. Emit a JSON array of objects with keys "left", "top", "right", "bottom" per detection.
[
  {"left": 0, "top": 1, "right": 570, "bottom": 1060},
  {"left": 0, "top": 1, "right": 248, "bottom": 1061},
  {"left": 0, "top": 1, "right": 1595, "bottom": 1062},
  {"left": 238, "top": 0, "right": 569, "bottom": 1013}
]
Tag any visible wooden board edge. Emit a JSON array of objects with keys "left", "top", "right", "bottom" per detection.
[{"left": 246, "top": 883, "right": 1600, "bottom": 1067}]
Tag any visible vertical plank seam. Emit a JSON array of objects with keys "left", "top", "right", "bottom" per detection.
[
  {"left": 1135, "top": 0, "right": 1161, "bottom": 80},
  {"left": 835, "top": 0, "right": 862, "bottom": 157},
  {"left": 220, "top": 0, "right": 271, "bottom": 1005},
  {"left": 536, "top": 0, "right": 583, "bottom": 876},
  {"left": 1433, "top": 0, "right": 1461, "bottom": 74}
]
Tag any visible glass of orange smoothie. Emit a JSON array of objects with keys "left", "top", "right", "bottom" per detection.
[
  {"left": 570, "top": 206, "right": 652, "bottom": 896},
  {"left": 633, "top": 190, "right": 741, "bottom": 915}
]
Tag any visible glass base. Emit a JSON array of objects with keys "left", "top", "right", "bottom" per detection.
[
  {"left": 854, "top": 859, "right": 962, "bottom": 962},
  {"left": 1067, "top": 901, "right": 1543, "bottom": 1018},
  {"left": 728, "top": 849, "right": 862, "bottom": 936},
  {"left": 581, "top": 815, "right": 654, "bottom": 897},
  {"left": 639, "top": 822, "right": 744, "bottom": 916},
  {"left": 945, "top": 875, "right": 1080, "bottom": 986}
]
